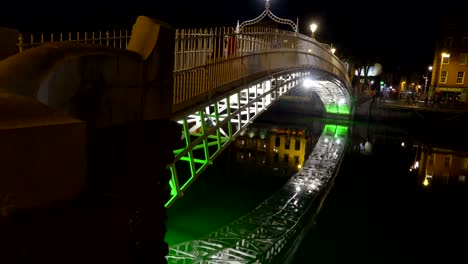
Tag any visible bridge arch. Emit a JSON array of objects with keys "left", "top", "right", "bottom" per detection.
[{"left": 167, "top": 67, "right": 351, "bottom": 207}]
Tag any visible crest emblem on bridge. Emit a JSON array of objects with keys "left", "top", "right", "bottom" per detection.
[{"left": 236, "top": 0, "right": 299, "bottom": 33}]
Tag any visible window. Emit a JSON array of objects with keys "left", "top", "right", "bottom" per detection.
[
  {"left": 274, "top": 153, "right": 279, "bottom": 162},
  {"left": 457, "top": 72, "right": 465, "bottom": 84},
  {"left": 445, "top": 156, "right": 451, "bottom": 168},
  {"left": 440, "top": 71, "right": 448, "bottom": 84},
  {"left": 283, "top": 154, "right": 289, "bottom": 162},
  {"left": 460, "top": 54, "right": 467, "bottom": 65},
  {"left": 444, "top": 37, "right": 453, "bottom": 48},
  {"left": 294, "top": 138, "right": 301, "bottom": 150},
  {"left": 275, "top": 136, "right": 280, "bottom": 147},
  {"left": 294, "top": 156, "right": 300, "bottom": 164},
  {"left": 284, "top": 138, "right": 290, "bottom": 150},
  {"left": 463, "top": 37, "right": 468, "bottom": 46},
  {"left": 442, "top": 56, "right": 450, "bottom": 64}
]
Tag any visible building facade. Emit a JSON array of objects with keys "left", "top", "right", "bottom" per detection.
[
  {"left": 417, "top": 145, "right": 468, "bottom": 187},
  {"left": 430, "top": 19, "right": 468, "bottom": 103},
  {"left": 235, "top": 126, "right": 314, "bottom": 177}
]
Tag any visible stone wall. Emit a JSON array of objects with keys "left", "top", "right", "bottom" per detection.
[
  {"left": 0, "top": 27, "right": 18, "bottom": 60},
  {"left": 0, "top": 16, "right": 179, "bottom": 263}
]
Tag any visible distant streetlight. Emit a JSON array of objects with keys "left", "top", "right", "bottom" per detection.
[
  {"left": 310, "top": 23, "right": 318, "bottom": 38},
  {"left": 441, "top": 52, "right": 450, "bottom": 58},
  {"left": 331, "top": 46, "right": 336, "bottom": 54}
]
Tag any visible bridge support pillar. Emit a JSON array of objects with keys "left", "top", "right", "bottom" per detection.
[{"left": 89, "top": 119, "right": 180, "bottom": 263}]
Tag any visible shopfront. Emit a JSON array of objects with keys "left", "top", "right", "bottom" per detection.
[{"left": 435, "top": 87, "right": 466, "bottom": 103}]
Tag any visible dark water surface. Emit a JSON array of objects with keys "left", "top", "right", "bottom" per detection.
[
  {"left": 292, "top": 121, "right": 468, "bottom": 263},
  {"left": 166, "top": 107, "right": 468, "bottom": 263}
]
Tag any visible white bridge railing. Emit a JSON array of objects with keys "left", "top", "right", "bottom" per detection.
[
  {"left": 173, "top": 26, "right": 350, "bottom": 108},
  {"left": 13, "top": 24, "right": 350, "bottom": 115},
  {"left": 17, "top": 29, "right": 131, "bottom": 53}
]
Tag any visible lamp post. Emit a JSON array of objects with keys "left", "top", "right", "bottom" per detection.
[
  {"left": 424, "top": 65, "right": 432, "bottom": 98},
  {"left": 330, "top": 44, "right": 336, "bottom": 54},
  {"left": 310, "top": 23, "right": 317, "bottom": 38}
]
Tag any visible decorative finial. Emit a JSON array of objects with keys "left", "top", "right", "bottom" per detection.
[
  {"left": 237, "top": 0, "right": 298, "bottom": 32},
  {"left": 236, "top": 20, "right": 240, "bottom": 33}
]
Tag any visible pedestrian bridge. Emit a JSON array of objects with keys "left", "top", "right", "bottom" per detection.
[
  {"left": 3, "top": 13, "right": 351, "bottom": 207},
  {"left": 1, "top": 1, "right": 351, "bottom": 262}
]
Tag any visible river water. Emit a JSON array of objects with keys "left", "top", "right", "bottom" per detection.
[{"left": 165, "top": 104, "right": 468, "bottom": 262}]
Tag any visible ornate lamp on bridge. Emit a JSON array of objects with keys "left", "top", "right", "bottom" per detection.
[
  {"left": 310, "top": 23, "right": 318, "bottom": 38},
  {"left": 330, "top": 44, "right": 336, "bottom": 54}
]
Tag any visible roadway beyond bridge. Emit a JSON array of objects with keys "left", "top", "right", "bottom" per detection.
[{"left": 0, "top": 0, "right": 352, "bottom": 262}]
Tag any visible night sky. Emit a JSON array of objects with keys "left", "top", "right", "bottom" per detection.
[{"left": 1, "top": 0, "right": 467, "bottom": 75}]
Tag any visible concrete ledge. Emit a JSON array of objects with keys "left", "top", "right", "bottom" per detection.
[
  {"left": 0, "top": 44, "right": 141, "bottom": 98},
  {"left": 0, "top": 27, "right": 18, "bottom": 61},
  {"left": 0, "top": 91, "right": 86, "bottom": 212}
]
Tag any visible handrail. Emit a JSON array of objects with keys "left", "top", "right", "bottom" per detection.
[
  {"left": 173, "top": 26, "right": 350, "bottom": 106},
  {"left": 16, "top": 29, "right": 131, "bottom": 53}
]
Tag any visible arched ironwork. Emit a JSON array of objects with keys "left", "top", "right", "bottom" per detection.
[{"left": 236, "top": 0, "right": 298, "bottom": 33}]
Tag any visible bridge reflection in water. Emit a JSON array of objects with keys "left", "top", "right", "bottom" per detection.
[{"left": 165, "top": 117, "right": 348, "bottom": 263}]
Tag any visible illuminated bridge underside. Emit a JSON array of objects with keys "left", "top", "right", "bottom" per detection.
[
  {"left": 166, "top": 125, "right": 348, "bottom": 263},
  {"left": 167, "top": 70, "right": 350, "bottom": 207}
]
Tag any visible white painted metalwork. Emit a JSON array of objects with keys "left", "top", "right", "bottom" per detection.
[
  {"left": 167, "top": 122, "right": 348, "bottom": 263},
  {"left": 17, "top": 29, "right": 131, "bottom": 53},
  {"left": 236, "top": 0, "right": 298, "bottom": 33},
  {"left": 172, "top": 25, "right": 351, "bottom": 110},
  {"left": 168, "top": 71, "right": 306, "bottom": 207}
]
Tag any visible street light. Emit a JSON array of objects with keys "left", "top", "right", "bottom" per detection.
[
  {"left": 424, "top": 65, "right": 432, "bottom": 97},
  {"left": 330, "top": 46, "right": 336, "bottom": 54},
  {"left": 310, "top": 23, "right": 317, "bottom": 38}
]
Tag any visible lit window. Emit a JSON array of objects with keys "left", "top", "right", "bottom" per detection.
[
  {"left": 460, "top": 54, "right": 467, "bottom": 65},
  {"left": 440, "top": 71, "right": 448, "bottom": 83},
  {"left": 456, "top": 71, "right": 465, "bottom": 84},
  {"left": 442, "top": 57, "right": 450, "bottom": 64}
]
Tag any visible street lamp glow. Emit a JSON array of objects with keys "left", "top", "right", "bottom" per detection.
[
  {"left": 423, "top": 178, "right": 429, "bottom": 186},
  {"left": 442, "top": 53, "right": 450, "bottom": 58},
  {"left": 310, "top": 23, "right": 318, "bottom": 37},
  {"left": 303, "top": 78, "right": 314, "bottom": 88},
  {"left": 331, "top": 47, "right": 336, "bottom": 54},
  {"left": 428, "top": 65, "right": 433, "bottom": 71}
]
